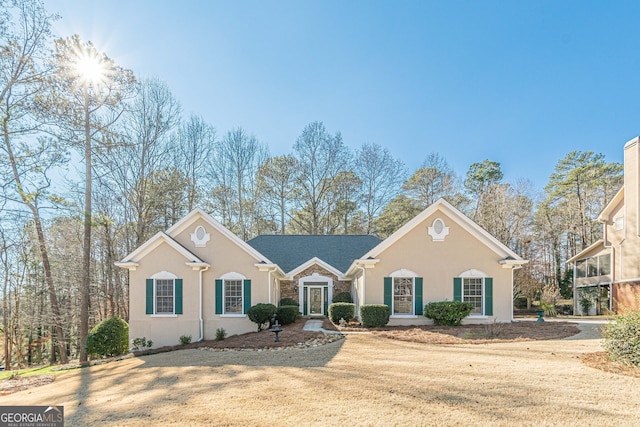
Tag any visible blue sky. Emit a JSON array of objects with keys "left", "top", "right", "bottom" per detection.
[{"left": 44, "top": 0, "right": 638, "bottom": 190}]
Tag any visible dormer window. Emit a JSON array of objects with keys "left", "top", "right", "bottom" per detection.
[{"left": 190, "top": 225, "right": 210, "bottom": 247}]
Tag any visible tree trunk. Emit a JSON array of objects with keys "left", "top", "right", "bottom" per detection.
[
  {"left": 3, "top": 122, "right": 68, "bottom": 365},
  {"left": 79, "top": 90, "right": 91, "bottom": 363}
]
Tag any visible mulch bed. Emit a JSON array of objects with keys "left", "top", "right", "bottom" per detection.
[
  {"left": 341, "top": 321, "right": 581, "bottom": 344},
  {"left": 0, "top": 375, "right": 55, "bottom": 396},
  {"left": 133, "top": 318, "right": 336, "bottom": 356}
]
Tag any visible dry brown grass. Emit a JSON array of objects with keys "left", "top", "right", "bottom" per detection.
[{"left": 2, "top": 321, "right": 640, "bottom": 426}]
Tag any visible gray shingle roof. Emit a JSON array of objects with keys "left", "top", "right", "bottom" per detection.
[{"left": 246, "top": 235, "right": 382, "bottom": 274}]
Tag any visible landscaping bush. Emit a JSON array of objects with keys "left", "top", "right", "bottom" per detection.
[
  {"left": 424, "top": 301, "right": 474, "bottom": 326},
  {"left": 602, "top": 309, "right": 640, "bottom": 366},
  {"left": 86, "top": 316, "right": 129, "bottom": 358},
  {"left": 279, "top": 297, "right": 298, "bottom": 307},
  {"left": 276, "top": 305, "right": 299, "bottom": 325},
  {"left": 131, "top": 337, "right": 153, "bottom": 351},
  {"left": 360, "top": 304, "right": 390, "bottom": 328},
  {"left": 328, "top": 302, "right": 355, "bottom": 324},
  {"left": 215, "top": 328, "right": 227, "bottom": 341},
  {"left": 332, "top": 291, "right": 353, "bottom": 303},
  {"left": 247, "top": 303, "right": 277, "bottom": 331},
  {"left": 179, "top": 335, "right": 192, "bottom": 345}
]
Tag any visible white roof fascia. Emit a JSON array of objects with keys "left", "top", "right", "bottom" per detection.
[
  {"left": 286, "top": 257, "right": 346, "bottom": 280},
  {"left": 165, "top": 207, "right": 272, "bottom": 263},
  {"left": 114, "top": 261, "right": 139, "bottom": 271},
  {"left": 566, "top": 240, "right": 605, "bottom": 264},
  {"left": 255, "top": 263, "right": 286, "bottom": 276},
  {"left": 118, "top": 232, "right": 204, "bottom": 264},
  {"left": 345, "top": 258, "right": 380, "bottom": 276},
  {"left": 498, "top": 259, "right": 529, "bottom": 269},
  {"left": 598, "top": 187, "right": 624, "bottom": 222},
  {"left": 186, "top": 262, "right": 211, "bottom": 270},
  {"left": 361, "top": 198, "right": 524, "bottom": 262}
]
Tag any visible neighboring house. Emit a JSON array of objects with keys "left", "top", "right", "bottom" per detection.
[
  {"left": 117, "top": 198, "right": 526, "bottom": 348},
  {"left": 568, "top": 137, "right": 638, "bottom": 315}
]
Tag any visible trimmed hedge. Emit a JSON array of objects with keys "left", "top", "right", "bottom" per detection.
[
  {"left": 86, "top": 316, "right": 129, "bottom": 358},
  {"left": 360, "top": 304, "right": 390, "bottom": 328},
  {"left": 276, "top": 305, "right": 299, "bottom": 325},
  {"left": 279, "top": 297, "right": 298, "bottom": 306},
  {"left": 332, "top": 291, "right": 353, "bottom": 303},
  {"left": 328, "top": 303, "right": 355, "bottom": 324},
  {"left": 424, "top": 301, "right": 474, "bottom": 326},
  {"left": 247, "top": 303, "right": 277, "bottom": 331},
  {"left": 602, "top": 309, "right": 640, "bottom": 366}
]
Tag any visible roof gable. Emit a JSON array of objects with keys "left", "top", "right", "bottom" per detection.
[
  {"left": 566, "top": 240, "right": 606, "bottom": 264},
  {"left": 598, "top": 187, "right": 624, "bottom": 222},
  {"left": 165, "top": 208, "right": 271, "bottom": 263},
  {"left": 360, "top": 198, "right": 524, "bottom": 262},
  {"left": 117, "top": 232, "right": 204, "bottom": 264},
  {"left": 246, "top": 234, "right": 381, "bottom": 274}
]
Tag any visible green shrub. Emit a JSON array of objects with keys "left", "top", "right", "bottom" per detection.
[
  {"left": 279, "top": 297, "right": 298, "bottom": 306},
  {"left": 332, "top": 291, "right": 353, "bottom": 303},
  {"left": 85, "top": 316, "right": 129, "bottom": 358},
  {"left": 215, "top": 328, "right": 227, "bottom": 341},
  {"left": 328, "top": 303, "right": 355, "bottom": 323},
  {"left": 179, "top": 335, "right": 192, "bottom": 345},
  {"left": 360, "top": 304, "right": 390, "bottom": 328},
  {"left": 131, "top": 337, "right": 153, "bottom": 351},
  {"left": 276, "top": 305, "right": 299, "bottom": 325},
  {"left": 602, "top": 309, "right": 640, "bottom": 366},
  {"left": 424, "top": 301, "right": 474, "bottom": 326},
  {"left": 247, "top": 303, "right": 277, "bottom": 331}
]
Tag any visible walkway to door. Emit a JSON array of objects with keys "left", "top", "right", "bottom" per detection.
[{"left": 303, "top": 319, "right": 342, "bottom": 334}]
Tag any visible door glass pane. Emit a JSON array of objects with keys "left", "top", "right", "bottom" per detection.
[{"left": 310, "top": 288, "right": 322, "bottom": 314}]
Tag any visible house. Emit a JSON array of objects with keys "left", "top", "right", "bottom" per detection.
[
  {"left": 116, "top": 198, "right": 527, "bottom": 348},
  {"left": 568, "top": 137, "right": 638, "bottom": 315}
]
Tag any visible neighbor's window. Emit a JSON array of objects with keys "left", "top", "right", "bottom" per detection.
[
  {"left": 224, "top": 279, "right": 243, "bottom": 314},
  {"left": 576, "top": 254, "right": 611, "bottom": 278},
  {"left": 598, "top": 254, "right": 611, "bottom": 276},
  {"left": 155, "top": 279, "right": 175, "bottom": 314},
  {"left": 393, "top": 277, "right": 414, "bottom": 315},
  {"left": 463, "top": 277, "right": 483, "bottom": 315}
]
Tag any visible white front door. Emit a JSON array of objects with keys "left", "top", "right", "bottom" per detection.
[{"left": 308, "top": 286, "right": 324, "bottom": 315}]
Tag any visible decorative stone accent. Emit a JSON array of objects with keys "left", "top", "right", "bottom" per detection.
[{"left": 279, "top": 265, "right": 351, "bottom": 301}]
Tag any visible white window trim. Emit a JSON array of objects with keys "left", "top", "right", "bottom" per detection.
[
  {"left": 151, "top": 271, "right": 177, "bottom": 316},
  {"left": 191, "top": 225, "right": 211, "bottom": 247},
  {"left": 459, "top": 269, "right": 487, "bottom": 317},
  {"left": 220, "top": 272, "right": 246, "bottom": 315},
  {"left": 390, "top": 272, "right": 416, "bottom": 317},
  {"left": 428, "top": 217, "right": 450, "bottom": 241}
]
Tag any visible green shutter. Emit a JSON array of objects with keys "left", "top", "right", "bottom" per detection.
[
  {"left": 324, "top": 287, "right": 328, "bottom": 315},
  {"left": 303, "top": 287, "right": 308, "bottom": 315},
  {"left": 215, "top": 279, "right": 223, "bottom": 314},
  {"left": 485, "top": 277, "right": 493, "bottom": 316},
  {"left": 243, "top": 279, "right": 252, "bottom": 313},
  {"left": 415, "top": 277, "right": 423, "bottom": 315},
  {"left": 384, "top": 277, "right": 392, "bottom": 309},
  {"left": 175, "top": 279, "right": 183, "bottom": 315},
  {"left": 146, "top": 279, "right": 154, "bottom": 314},
  {"left": 453, "top": 277, "right": 462, "bottom": 302}
]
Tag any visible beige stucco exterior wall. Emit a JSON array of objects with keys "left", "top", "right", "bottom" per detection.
[
  {"left": 620, "top": 140, "right": 640, "bottom": 281},
  {"left": 128, "top": 215, "right": 274, "bottom": 348},
  {"left": 362, "top": 211, "right": 515, "bottom": 324},
  {"left": 128, "top": 242, "right": 202, "bottom": 348}
]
